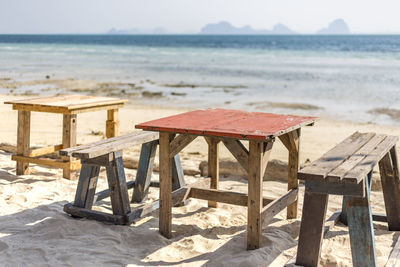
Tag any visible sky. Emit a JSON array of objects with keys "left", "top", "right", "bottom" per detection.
[{"left": 0, "top": 0, "right": 399, "bottom": 34}]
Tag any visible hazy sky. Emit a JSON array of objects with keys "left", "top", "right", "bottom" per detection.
[{"left": 1, "top": 0, "right": 399, "bottom": 34}]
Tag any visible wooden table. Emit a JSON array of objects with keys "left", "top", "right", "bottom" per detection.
[
  {"left": 5, "top": 94, "right": 128, "bottom": 179},
  {"left": 136, "top": 108, "right": 316, "bottom": 249}
]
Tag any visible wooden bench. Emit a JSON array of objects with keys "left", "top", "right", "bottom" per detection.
[
  {"left": 60, "top": 131, "right": 196, "bottom": 225},
  {"left": 295, "top": 132, "right": 400, "bottom": 267}
]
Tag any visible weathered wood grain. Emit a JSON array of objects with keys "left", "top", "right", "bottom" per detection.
[
  {"left": 159, "top": 132, "right": 173, "bottom": 238},
  {"left": 169, "top": 134, "right": 197, "bottom": 157},
  {"left": 222, "top": 138, "right": 249, "bottom": 172},
  {"left": 379, "top": 149, "right": 400, "bottom": 231},
  {"left": 247, "top": 140, "right": 265, "bottom": 250},
  {"left": 106, "top": 109, "right": 120, "bottom": 138},
  {"left": 207, "top": 137, "right": 220, "bottom": 208},
  {"left": 298, "top": 132, "right": 375, "bottom": 181},
  {"left": 73, "top": 164, "right": 100, "bottom": 209},
  {"left": 16, "top": 110, "right": 31, "bottom": 175},
  {"left": 62, "top": 114, "right": 77, "bottom": 179},
  {"left": 287, "top": 129, "right": 300, "bottom": 219},
  {"left": 296, "top": 191, "right": 329, "bottom": 267},
  {"left": 132, "top": 141, "right": 157, "bottom": 203},
  {"left": 261, "top": 188, "right": 298, "bottom": 226},
  {"left": 386, "top": 235, "right": 400, "bottom": 267}
]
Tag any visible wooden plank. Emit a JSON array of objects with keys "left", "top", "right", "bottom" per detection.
[
  {"left": 64, "top": 203, "right": 128, "bottom": 225},
  {"left": 344, "top": 135, "right": 398, "bottom": 183},
  {"left": 287, "top": 129, "right": 300, "bottom": 219},
  {"left": 16, "top": 110, "right": 31, "bottom": 175},
  {"left": 278, "top": 133, "right": 290, "bottom": 151},
  {"left": 327, "top": 134, "right": 387, "bottom": 182},
  {"left": 247, "top": 140, "right": 264, "bottom": 250},
  {"left": 346, "top": 180, "right": 377, "bottom": 267},
  {"left": 29, "top": 144, "right": 63, "bottom": 157},
  {"left": 379, "top": 149, "right": 400, "bottom": 231},
  {"left": 296, "top": 191, "right": 329, "bottom": 267},
  {"left": 132, "top": 141, "right": 158, "bottom": 203},
  {"left": 189, "top": 187, "right": 273, "bottom": 207},
  {"left": 62, "top": 114, "right": 77, "bottom": 179},
  {"left": 105, "top": 151, "right": 131, "bottom": 215},
  {"left": 70, "top": 131, "right": 160, "bottom": 159},
  {"left": 298, "top": 132, "right": 375, "bottom": 181},
  {"left": 305, "top": 180, "right": 365, "bottom": 197},
  {"left": 159, "top": 132, "right": 173, "bottom": 239},
  {"left": 261, "top": 188, "right": 298, "bottom": 226},
  {"left": 12, "top": 155, "right": 80, "bottom": 169},
  {"left": 222, "top": 139, "right": 249, "bottom": 172},
  {"left": 12, "top": 103, "right": 125, "bottom": 114},
  {"left": 169, "top": 134, "right": 197, "bottom": 157},
  {"left": 61, "top": 131, "right": 158, "bottom": 157},
  {"left": 262, "top": 141, "right": 274, "bottom": 178},
  {"left": 73, "top": 164, "right": 100, "bottom": 209},
  {"left": 207, "top": 137, "right": 220, "bottom": 208},
  {"left": 386, "top": 235, "right": 400, "bottom": 267},
  {"left": 106, "top": 109, "right": 120, "bottom": 138}
]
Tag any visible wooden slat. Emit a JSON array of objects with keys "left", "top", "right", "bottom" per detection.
[
  {"left": 74, "top": 164, "right": 100, "bottom": 209},
  {"left": 344, "top": 135, "right": 398, "bottom": 183},
  {"left": 298, "top": 132, "right": 375, "bottom": 181},
  {"left": 189, "top": 187, "right": 273, "bottom": 207},
  {"left": 106, "top": 109, "right": 120, "bottom": 138},
  {"left": 327, "top": 134, "right": 387, "bottom": 181},
  {"left": 11, "top": 103, "right": 125, "bottom": 114},
  {"left": 169, "top": 134, "right": 197, "bottom": 157},
  {"left": 305, "top": 179, "right": 365, "bottom": 197},
  {"left": 29, "top": 144, "right": 63, "bottom": 157},
  {"left": 261, "top": 188, "right": 298, "bottom": 226},
  {"left": 64, "top": 203, "right": 127, "bottom": 225},
  {"left": 12, "top": 155, "right": 80, "bottom": 169},
  {"left": 69, "top": 132, "right": 159, "bottom": 159},
  {"left": 62, "top": 114, "right": 77, "bottom": 179},
  {"left": 60, "top": 131, "right": 154, "bottom": 156},
  {"left": 222, "top": 139, "right": 249, "bottom": 172}
]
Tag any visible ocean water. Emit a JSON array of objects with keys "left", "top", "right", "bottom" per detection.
[{"left": 1, "top": 34, "right": 400, "bottom": 124}]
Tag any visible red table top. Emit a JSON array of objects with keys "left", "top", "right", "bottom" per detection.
[{"left": 136, "top": 109, "right": 317, "bottom": 140}]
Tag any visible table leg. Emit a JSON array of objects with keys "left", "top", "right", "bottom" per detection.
[
  {"left": 159, "top": 132, "right": 173, "bottom": 238},
  {"left": 106, "top": 109, "right": 120, "bottom": 138},
  {"left": 62, "top": 114, "right": 77, "bottom": 179},
  {"left": 208, "top": 137, "right": 220, "bottom": 208},
  {"left": 247, "top": 140, "right": 264, "bottom": 250},
  {"left": 287, "top": 129, "right": 300, "bottom": 219},
  {"left": 16, "top": 110, "right": 31, "bottom": 175}
]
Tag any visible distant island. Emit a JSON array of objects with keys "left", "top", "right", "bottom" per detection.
[
  {"left": 200, "top": 21, "right": 296, "bottom": 35},
  {"left": 107, "top": 19, "right": 350, "bottom": 35},
  {"left": 317, "top": 19, "right": 350, "bottom": 34}
]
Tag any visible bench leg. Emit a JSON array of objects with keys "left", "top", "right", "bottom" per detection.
[
  {"left": 16, "top": 110, "right": 31, "bottom": 175},
  {"left": 296, "top": 190, "right": 329, "bottom": 267},
  {"left": 62, "top": 114, "right": 77, "bottom": 179},
  {"left": 207, "top": 137, "right": 219, "bottom": 208},
  {"left": 340, "top": 196, "right": 349, "bottom": 225},
  {"left": 159, "top": 132, "right": 173, "bottom": 238},
  {"left": 105, "top": 151, "right": 131, "bottom": 216},
  {"left": 74, "top": 164, "right": 100, "bottom": 209},
  {"left": 172, "top": 154, "right": 185, "bottom": 191},
  {"left": 379, "top": 147, "right": 400, "bottom": 231},
  {"left": 132, "top": 141, "right": 158, "bottom": 203},
  {"left": 346, "top": 176, "right": 377, "bottom": 267}
]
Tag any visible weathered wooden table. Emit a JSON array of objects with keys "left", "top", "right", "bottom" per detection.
[
  {"left": 136, "top": 108, "right": 316, "bottom": 249},
  {"left": 5, "top": 94, "right": 128, "bottom": 179}
]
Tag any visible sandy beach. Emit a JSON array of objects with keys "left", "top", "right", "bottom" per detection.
[{"left": 1, "top": 92, "right": 400, "bottom": 266}]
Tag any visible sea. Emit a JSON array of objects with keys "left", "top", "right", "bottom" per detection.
[{"left": 1, "top": 34, "right": 400, "bottom": 125}]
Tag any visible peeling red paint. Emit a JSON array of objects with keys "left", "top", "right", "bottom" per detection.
[{"left": 136, "top": 108, "right": 317, "bottom": 140}]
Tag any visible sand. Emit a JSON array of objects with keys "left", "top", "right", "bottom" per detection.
[{"left": 0, "top": 94, "right": 399, "bottom": 266}]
